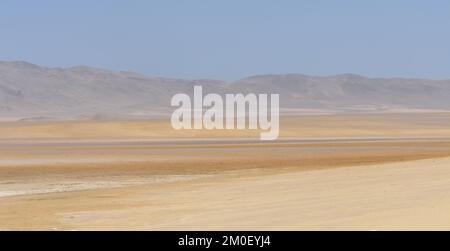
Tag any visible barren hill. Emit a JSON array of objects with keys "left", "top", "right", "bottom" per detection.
[{"left": 1, "top": 61, "right": 450, "bottom": 120}]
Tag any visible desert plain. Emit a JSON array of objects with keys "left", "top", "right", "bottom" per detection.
[{"left": 2, "top": 113, "right": 450, "bottom": 230}]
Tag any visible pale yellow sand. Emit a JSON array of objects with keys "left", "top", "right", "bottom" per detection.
[
  {"left": 1, "top": 112, "right": 450, "bottom": 140},
  {"left": 2, "top": 113, "right": 450, "bottom": 230},
  {"left": 2, "top": 156, "right": 450, "bottom": 230}
]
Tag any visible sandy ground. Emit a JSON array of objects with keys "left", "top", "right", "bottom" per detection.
[
  {"left": 2, "top": 113, "right": 450, "bottom": 230},
  {"left": 2, "top": 112, "right": 450, "bottom": 140},
  {"left": 2, "top": 154, "right": 450, "bottom": 230}
]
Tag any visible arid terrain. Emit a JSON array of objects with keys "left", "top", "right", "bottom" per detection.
[{"left": 2, "top": 113, "right": 450, "bottom": 230}]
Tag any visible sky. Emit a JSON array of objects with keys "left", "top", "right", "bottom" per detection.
[{"left": 1, "top": 0, "right": 449, "bottom": 80}]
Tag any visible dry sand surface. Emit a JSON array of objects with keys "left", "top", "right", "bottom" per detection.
[
  {"left": 2, "top": 113, "right": 450, "bottom": 230},
  {"left": 2, "top": 112, "right": 450, "bottom": 140}
]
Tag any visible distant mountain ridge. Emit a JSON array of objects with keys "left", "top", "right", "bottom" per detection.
[{"left": 1, "top": 60, "right": 450, "bottom": 121}]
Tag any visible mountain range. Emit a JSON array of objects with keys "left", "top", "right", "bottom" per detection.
[{"left": 1, "top": 61, "right": 450, "bottom": 121}]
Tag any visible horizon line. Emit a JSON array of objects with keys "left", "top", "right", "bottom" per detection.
[{"left": 1, "top": 59, "right": 449, "bottom": 82}]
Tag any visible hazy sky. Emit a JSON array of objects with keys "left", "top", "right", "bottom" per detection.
[{"left": 1, "top": 0, "right": 449, "bottom": 80}]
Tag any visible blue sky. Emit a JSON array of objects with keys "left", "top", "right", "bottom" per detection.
[{"left": 1, "top": 0, "right": 449, "bottom": 80}]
